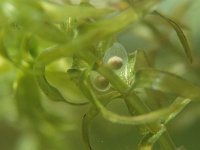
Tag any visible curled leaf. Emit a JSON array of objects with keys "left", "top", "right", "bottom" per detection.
[
  {"left": 153, "top": 11, "right": 193, "bottom": 63},
  {"left": 34, "top": 62, "right": 88, "bottom": 105},
  {"left": 82, "top": 92, "right": 119, "bottom": 150},
  {"left": 83, "top": 78, "right": 190, "bottom": 126},
  {"left": 82, "top": 107, "right": 98, "bottom": 150}
]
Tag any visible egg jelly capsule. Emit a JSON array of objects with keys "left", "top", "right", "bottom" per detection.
[
  {"left": 90, "top": 71, "right": 110, "bottom": 92},
  {"left": 103, "top": 42, "right": 128, "bottom": 81}
]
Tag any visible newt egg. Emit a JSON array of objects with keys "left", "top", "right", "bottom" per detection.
[{"left": 107, "top": 56, "right": 123, "bottom": 70}]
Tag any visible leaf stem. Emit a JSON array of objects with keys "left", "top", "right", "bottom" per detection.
[{"left": 97, "top": 65, "right": 179, "bottom": 150}]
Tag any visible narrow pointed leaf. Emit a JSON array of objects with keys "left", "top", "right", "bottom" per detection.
[
  {"left": 153, "top": 11, "right": 193, "bottom": 63},
  {"left": 139, "top": 125, "right": 166, "bottom": 150},
  {"left": 127, "top": 50, "right": 151, "bottom": 85}
]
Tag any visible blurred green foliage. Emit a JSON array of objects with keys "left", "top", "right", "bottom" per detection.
[{"left": 0, "top": 0, "right": 200, "bottom": 150}]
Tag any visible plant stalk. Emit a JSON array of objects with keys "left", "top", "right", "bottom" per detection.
[{"left": 98, "top": 65, "right": 177, "bottom": 150}]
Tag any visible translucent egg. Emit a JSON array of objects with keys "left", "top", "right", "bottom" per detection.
[
  {"left": 103, "top": 42, "right": 128, "bottom": 81},
  {"left": 90, "top": 71, "right": 110, "bottom": 91},
  {"left": 107, "top": 56, "right": 123, "bottom": 70}
]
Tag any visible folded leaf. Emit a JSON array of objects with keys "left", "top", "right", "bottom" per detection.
[
  {"left": 34, "top": 62, "right": 88, "bottom": 105},
  {"left": 134, "top": 68, "right": 200, "bottom": 100}
]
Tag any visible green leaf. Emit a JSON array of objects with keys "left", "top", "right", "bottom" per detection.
[
  {"left": 31, "top": 9, "right": 138, "bottom": 66},
  {"left": 82, "top": 107, "right": 97, "bottom": 150},
  {"left": 0, "top": 30, "right": 25, "bottom": 69},
  {"left": 40, "top": 1, "right": 113, "bottom": 21},
  {"left": 34, "top": 62, "right": 88, "bottom": 105},
  {"left": 126, "top": 0, "right": 161, "bottom": 14},
  {"left": 36, "top": 23, "right": 72, "bottom": 43},
  {"left": 0, "top": 31, "right": 11, "bottom": 61},
  {"left": 134, "top": 68, "right": 200, "bottom": 100},
  {"left": 82, "top": 92, "right": 121, "bottom": 150},
  {"left": 153, "top": 11, "right": 193, "bottom": 63},
  {"left": 21, "top": 34, "right": 39, "bottom": 58},
  {"left": 0, "top": 0, "right": 113, "bottom": 43},
  {"left": 82, "top": 77, "right": 190, "bottom": 126},
  {"left": 127, "top": 50, "right": 151, "bottom": 85},
  {"left": 46, "top": 70, "right": 89, "bottom": 104},
  {"left": 139, "top": 125, "right": 166, "bottom": 150},
  {"left": 15, "top": 73, "right": 43, "bottom": 118}
]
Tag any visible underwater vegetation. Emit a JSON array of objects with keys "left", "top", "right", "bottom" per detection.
[{"left": 0, "top": 0, "right": 200, "bottom": 150}]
